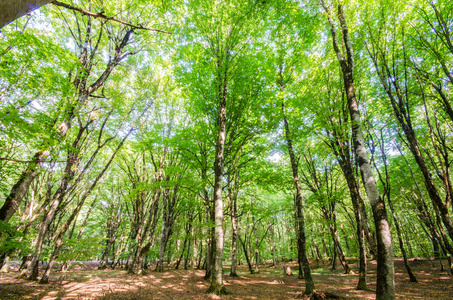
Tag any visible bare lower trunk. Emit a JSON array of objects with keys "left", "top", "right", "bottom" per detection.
[
  {"left": 230, "top": 194, "right": 239, "bottom": 277},
  {"left": 252, "top": 215, "right": 260, "bottom": 274},
  {"left": 184, "top": 233, "right": 192, "bottom": 270},
  {"left": 204, "top": 208, "right": 214, "bottom": 278},
  {"left": 328, "top": 127, "right": 368, "bottom": 288},
  {"left": 331, "top": 246, "right": 337, "bottom": 271},
  {"left": 328, "top": 214, "right": 351, "bottom": 274},
  {"left": 271, "top": 223, "right": 277, "bottom": 267},
  {"left": 99, "top": 240, "right": 113, "bottom": 270},
  {"left": 155, "top": 227, "right": 171, "bottom": 272},
  {"left": 239, "top": 235, "right": 253, "bottom": 273},
  {"left": 155, "top": 229, "right": 167, "bottom": 272}
]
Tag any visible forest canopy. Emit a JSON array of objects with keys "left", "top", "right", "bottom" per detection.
[{"left": 0, "top": 0, "right": 452, "bottom": 299}]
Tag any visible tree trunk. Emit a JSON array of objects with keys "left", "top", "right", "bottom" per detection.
[
  {"left": 376, "top": 130, "right": 417, "bottom": 283},
  {"left": 252, "top": 215, "right": 260, "bottom": 274},
  {"left": 282, "top": 99, "right": 314, "bottom": 294},
  {"left": 328, "top": 124, "right": 368, "bottom": 288},
  {"left": 156, "top": 189, "right": 171, "bottom": 272},
  {"left": 0, "top": 0, "right": 51, "bottom": 28},
  {"left": 230, "top": 192, "right": 239, "bottom": 277},
  {"left": 203, "top": 206, "right": 214, "bottom": 278},
  {"left": 184, "top": 232, "right": 192, "bottom": 270},
  {"left": 322, "top": 3, "right": 395, "bottom": 298},
  {"left": 323, "top": 207, "right": 351, "bottom": 274},
  {"left": 0, "top": 150, "right": 49, "bottom": 223},
  {"left": 1, "top": 21, "right": 133, "bottom": 225},
  {"left": 207, "top": 75, "right": 228, "bottom": 295},
  {"left": 238, "top": 234, "right": 253, "bottom": 273}
]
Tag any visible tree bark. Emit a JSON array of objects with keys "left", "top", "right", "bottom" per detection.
[
  {"left": 0, "top": 150, "right": 49, "bottom": 223},
  {"left": 322, "top": 206, "right": 351, "bottom": 274},
  {"left": 238, "top": 234, "right": 253, "bottom": 273},
  {"left": 0, "top": 0, "right": 50, "bottom": 28},
  {"left": 207, "top": 71, "right": 228, "bottom": 295},
  {"left": 366, "top": 21, "right": 453, "bottom": 244},
  {"left": 230, "top": 190, "right": 239, "bottom": 276},
  {"left": 322, "top": 3, "right": 395, "bottom": 298},
  {"left": 282, "top": 99, "right": 315, "bottom": 294}
]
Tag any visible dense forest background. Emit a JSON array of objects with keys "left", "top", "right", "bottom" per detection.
[{"left": 0, "top": 0, "right": 452, "bottom": 299}]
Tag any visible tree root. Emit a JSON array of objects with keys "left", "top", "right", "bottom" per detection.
[{"left": 206, "top": 283, "right": 232, "bottom": 295}]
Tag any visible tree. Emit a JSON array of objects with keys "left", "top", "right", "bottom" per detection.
[{"left": 321, "top": 2, "right": 395, "bottom": 299}]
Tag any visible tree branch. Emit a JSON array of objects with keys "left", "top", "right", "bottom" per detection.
[{"left": 51, "top": 0, "right": 172, "bottom": 34}]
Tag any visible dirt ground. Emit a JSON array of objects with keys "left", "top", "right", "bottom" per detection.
[{"left": 0, "top": 258, "right": 452, "bottom": 300}]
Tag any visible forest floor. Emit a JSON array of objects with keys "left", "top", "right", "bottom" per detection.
[{"left": 0, "top": 258, "right": 452, "bottom": 300}]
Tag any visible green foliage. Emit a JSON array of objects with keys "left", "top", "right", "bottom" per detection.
[
  {"left": 0, "top": 0, "right": 451, "bottom": 278},
  {"left": 0, "top": 220, "right": 31, "bottom": 255}
]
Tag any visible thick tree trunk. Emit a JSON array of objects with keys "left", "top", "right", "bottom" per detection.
[
  {"left": 0, "top": 0, "right": 50, "bottom": 28},
  {"left": 207, "top": 78, "right": 228, "bottom": 295},
  {"left": 322, "top": 4, "right": 395, "bottom": 298}
]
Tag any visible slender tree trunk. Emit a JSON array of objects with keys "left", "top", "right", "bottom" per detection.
[
  {"left": 238, "top": 235, "right": 253, "bottom": 273},
  {"left": 331, "top": 244, "right": 337, "bottom": 271},
  {"left": 281, "top": 98, "right": 314, "bottom": 294},
  {"left": 252, "top": 215, "right": 260, "bottom": 274},
  {"left": 376, "top": 131, "right": 417, "bottom": 283},
  {"left": 271, "top": 222, "right": 277, "bottom": 267},
  {"left": 184, "top": 233, "right": 192, "bottom": 270},
  {"left": 331, "top": 141, "right": 368, "bottom": 288},
  {"left": 230, "top": 192, "right": 239, "bottom": 276},
  {"left": 204, "top": 206, "right": 214, "bottom": 278},
  {"left": 387, "top": 197, "right": 417, "bottom": 282},
  {"left": 323, "top": 207, "right": 351, "bottom": 274},
  {"left": 367, "top": 24, "right": 453, "bottom": 244}
]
